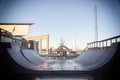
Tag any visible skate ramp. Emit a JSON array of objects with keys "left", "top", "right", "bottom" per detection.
[{"left": 7, "top": 42, "right": 119, "bottom": 71}]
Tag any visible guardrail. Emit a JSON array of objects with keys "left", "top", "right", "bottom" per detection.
[{"left": 87, "top": 35, "right": 120, "bottom": 50}]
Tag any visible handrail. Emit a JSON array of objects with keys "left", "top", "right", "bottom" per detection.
[{"left": 87, "top": 35, "right": 120, "bottom": 50}]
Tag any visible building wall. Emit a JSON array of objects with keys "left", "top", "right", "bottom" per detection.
[{"left": 0, "top": 25, "right": 29, "bottom": 36}]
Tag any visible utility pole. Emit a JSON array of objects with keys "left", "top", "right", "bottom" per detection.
[
  {"left": 60, "top": 37, "right": 65, "bottom": 46},
  {"left": 94, "top": 5, "right": 98, "bottom": 42},
  {"left": 74, "top": 33, "right": 77, "bottom": 51}
]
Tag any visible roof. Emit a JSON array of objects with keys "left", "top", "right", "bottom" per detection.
[{"left": 0, "top": 23, "right": 34, "bottom": 25}]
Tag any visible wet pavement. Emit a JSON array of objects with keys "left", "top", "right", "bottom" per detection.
[{"left": 36, "top": 59, "right": 84, "bottom": 71}]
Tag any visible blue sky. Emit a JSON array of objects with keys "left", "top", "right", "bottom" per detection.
[{"left": 0, "top": 0, "right": 120, "bottom": 49}]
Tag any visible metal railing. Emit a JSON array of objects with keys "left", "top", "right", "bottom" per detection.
[
  {"left": 87, "top": 35, "right": 120, "bottom": 50},
  {"left": 0, "top": 28, "right": 12, "bottom": 41},
  {"left": 0, "top": 28, "right": 23, "bottom": 47}
]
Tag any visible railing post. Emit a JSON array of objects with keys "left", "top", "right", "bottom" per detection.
[
  {"left": 96, "top": 41, "right": 98, "bottom": 49},
  {"left": 102, "top": 41, "right": 104, "bottom": 49},
  {"left": 106, "top": 40, "right": 107, "bottom": 48},
  {"left": 110, "top": 39, "right": 112, "bottom": 46},
  {"left": 92, "top": 43, "right": 94, "bottom": 50},
  {"left": 115, "top": 38, "right": 117, "bottom": 43},
  {"left": 99, "top": 41, "right": 101, "bottom": 49}
]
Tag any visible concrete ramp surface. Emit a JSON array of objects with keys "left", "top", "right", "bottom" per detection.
[
  {"left": 7, "top": 43, "right": 119, "bottom": 71},
  {"left": 7, "top": 44, "right": 48, "bottom": 70},
  {"left": 74, "top": 43, "right": 118, "bottom": 70}
]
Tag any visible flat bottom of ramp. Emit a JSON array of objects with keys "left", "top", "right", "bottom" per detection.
[{"left": 36, "top": 60, "right": 84, "bottom": 71}]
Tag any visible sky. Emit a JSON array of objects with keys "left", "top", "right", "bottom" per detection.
[{"left": 0, "top": 0, "right": 120, "bottom": 49}]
